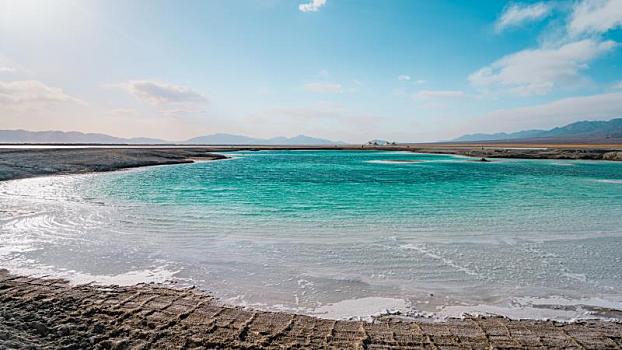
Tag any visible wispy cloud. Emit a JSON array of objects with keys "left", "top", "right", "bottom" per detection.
[
  {"left": 495, "top": 2, "right": 552, "bottom": 32},
  {"left": 469, "top": 39, "right": 617, "bottom": 96},
  {"left": 116, "top": 80, "right": 207, "bottom": 106},
  {"left": 304, "top": 82, "right": 343, "bottom": 93},
  {"left": 568, "top": 0, "right": 622, "bottom": 36},
  {"left": 415, "top": 90, "right": 465, "bottom": 100},
  {"left": 0, "top": 80, "right": 84, "bottom": 107},
  {"left": 612, "top": 81, "right": 622, "bottom": 89},
  {"left": 397, "top": 75, "right": 427, "bottom": 84},
  {"left": 243, "top": 102, "right": 382, "bottom": 143},
  {"left": 0, "top": 66, "right": 17, "bottom": 73},
  {"left": 299, "top": 0, "right": 327, "bottom": 13},
  {"left": 472, "top": 92, "right": 622, "bottom": 132}
]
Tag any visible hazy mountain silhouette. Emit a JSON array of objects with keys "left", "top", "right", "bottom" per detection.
[
  {"left": 184, "top": 133, "right": 341, "bottom": 145},
  {"left": 0, "top": 130, "right": 342, "bottom": 145},
  {"left": 454, "top": 118, "right": 622, "bottom": 142},
  {"left": 0, "top": 130, "right": 167, "bottom": 144}
]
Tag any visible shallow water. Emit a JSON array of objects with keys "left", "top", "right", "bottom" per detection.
[{"left": 1, "top": 150, "right": 622, "bottom": 320}]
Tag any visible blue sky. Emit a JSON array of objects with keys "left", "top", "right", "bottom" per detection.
[{"left": 1, "top": 0, "right": 622, "bottom": 142}]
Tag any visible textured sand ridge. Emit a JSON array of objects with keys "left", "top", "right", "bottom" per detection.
[{"left": 1, "top": 271, "right": 621, "bottom": 349}]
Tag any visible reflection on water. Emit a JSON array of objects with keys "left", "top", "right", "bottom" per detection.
[{"left": 1, "top": 151, "right": 622, "bottom": 320}]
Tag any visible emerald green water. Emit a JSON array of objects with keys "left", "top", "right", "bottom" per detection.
[{"left": 2, "top": 150, "right": 622, "bottom": 320}]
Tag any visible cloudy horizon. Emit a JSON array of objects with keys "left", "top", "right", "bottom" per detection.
[{"left": 1, "top": 0, "right": 622, "bottom": 143}]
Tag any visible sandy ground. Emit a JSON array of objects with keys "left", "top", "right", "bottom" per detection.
[
  {"left": 0, "top": 148, "right": 228, "bottom": 181},
  {"left": 2, "top": 271, "right": 621, "bottom": 349},
  {"left": 1, "top": 146, "right": 622, "bottom": 349}
]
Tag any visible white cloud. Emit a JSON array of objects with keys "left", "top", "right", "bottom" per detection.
[
  {"left": 495, "top": 2, "right": 552, "bottom": 32},
  {"left": 299, "top": 0, "right": 327, "bottom": 13},
  {"left": 473, "top": 92, "right": 622, "bottom": 132},
  {"left": 612, "top": 81, "right": 622, "bottom": 89},
  {"left": 469, "top": 39, "right": 617, "bottom": 96},
  {"left": 117, "top": 80, "right": 207, "bottom": 106},
  {"left": 415, "top": 90, "right": 465, "bottom": 100},
  {"left": 304, "top": 82, "right": 343, "bottom": 93},
  {"left": 398, "top": 75, "right": 427, "bottom": 84},
  {"left": 0, "top": 66, "right": 16, "bottom": 73},
  {"left": 0, "top": 80, "right": 84, "bottom": 106},
  {"left": 568, "top": 0, "right": 622, "bottom": 36}
]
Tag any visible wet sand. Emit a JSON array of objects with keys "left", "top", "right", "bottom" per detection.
[
  {"left": 1, "top": 147, "right": 622, "bottom": 348},
  {"left": 2, "top": 270, "right": 621, "bottom": 349}
]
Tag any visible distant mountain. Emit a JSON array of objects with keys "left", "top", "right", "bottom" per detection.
[
  {"left": 454, "top": 118, "right": 622, "bottom": 142},
  {"left": 279, "top": 134, "right": 341, "bottom": 145},
  {"left": 453, "top": 130, "right": 544, "bottom": 142},
  {"left": 0, "top": 129, "right": 342, "bottom": 145},
  {"left": 184, "top": 133, "right": 262, "bottom": 145},
  {"left": 184, "top": 133, "right": 341, "bottom": 145},
  {"left": 0, "top": 130, "right": 168, "bottom": 144}
]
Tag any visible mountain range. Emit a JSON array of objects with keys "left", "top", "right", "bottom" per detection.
[
  {"left": 4, "top": 118, "right": 622, "bottom": 145},
  {"left": 184, "top": 133, "right": 340, "bottom": 145},
  {"left": 0, "top": 130, "right": 341, "bottom": 145},
  {"left": 454, "top": 118, "right": 622, "bottom": 142}
]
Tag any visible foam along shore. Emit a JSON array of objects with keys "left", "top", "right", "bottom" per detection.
[{"left": 2, "top": 271, "right": 622, "bottom": 349}]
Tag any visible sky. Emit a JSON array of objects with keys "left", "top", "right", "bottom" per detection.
[{"left": 1, "top": 0, "right": 622, "bottom": 143}]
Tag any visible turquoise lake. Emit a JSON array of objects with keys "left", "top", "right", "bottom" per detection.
[{"left": 1, "top": 150, "right": 622, "bottom": 320}]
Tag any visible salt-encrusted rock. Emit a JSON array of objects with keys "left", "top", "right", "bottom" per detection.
[{"left": 603, "top": 151, "right": 622, "bottom": 161}]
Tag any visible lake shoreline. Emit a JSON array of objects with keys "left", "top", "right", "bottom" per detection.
[
  {"left": 0, "top": 148, "right": 228, "bottom": 181},
  {"left": 1, "top": 145, "right": 622, "bottom": 181}
]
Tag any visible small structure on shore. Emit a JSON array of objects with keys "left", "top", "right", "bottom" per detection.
[{"left": 367, "top": 139, "right": 394, "bottom": 146}]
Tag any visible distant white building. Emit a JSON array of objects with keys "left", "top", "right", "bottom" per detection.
[{"left": 367, "top": 139, "right": 395, "bottom": 145}]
